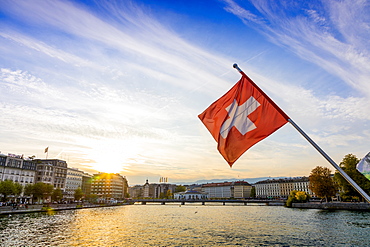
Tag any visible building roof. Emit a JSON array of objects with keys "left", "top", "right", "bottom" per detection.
[
  {"left": 184, "top": 190, "right": 202, "bottom": 194},
  {"left": 202, "top": 182, "right": 233, "bottom": 187},
  {"left": 254, "top": 177, "right": 309, "bottom": 184},
  {"left": 201, "top": 181, "right": 251, "bottom": 187}
]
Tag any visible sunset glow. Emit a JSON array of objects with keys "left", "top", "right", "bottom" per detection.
[{"left": 1, "top": 0, "right": 370, "bottom": 185}]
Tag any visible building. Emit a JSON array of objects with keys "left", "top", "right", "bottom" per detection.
[
  {"left": 91, "top": 173, "right": 128, "bottom": 201},
  {"left": 202, "top": 182, "right": 233, "bottom": 199},
  {"left": 65, "top": 167, "right": 84, "bottom": 201},
  {"left": 35, "top": 159, "right": 68, "bottom": 191},
  {"left": 233, "top": 181, "right": 252, "bottom": 198},
  {"left": 254, "top": 177, "right": 312, "bottom": 198},
  {"left": 35, "top": 162, "right": 54, "bottom": 185},
  {"left": 81, "top": 172, "right": 92, "bottom": 199},
  {"left": 184, "top": 184, "right": 202, "bottom": 192},
  {"left": 143, "top": 179, "right": 177, "bottom": 198},
  {"left": 0, "top": 153, "right": 37, "bottom": 187},
  {"left": 174, "top": 190, "right": 209, "bottom": 200},
  {"left": 201, "top": 181, "right": 252, "bottom": 199},
  {"left": 129, "top": 185, "right": 144, "bottom": 199}
]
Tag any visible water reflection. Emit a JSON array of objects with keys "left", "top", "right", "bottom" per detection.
[{"left": 1, "top": 205, "right": 369, "bottom": 246}]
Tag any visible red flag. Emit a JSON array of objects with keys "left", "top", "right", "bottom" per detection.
[{"left": 198, "top": 72, "right": 289, "bottom": 166}]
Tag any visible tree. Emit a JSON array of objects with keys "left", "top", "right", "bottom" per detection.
[
  {"left": 86, "top": 194, "right": 98, "bottom": 203},
  {"left": 175, "top": 185, "right": 186, "bottom": 193},
  {"left": 0, "top": 180, "right": 15, "bottom": 202},
  {"left": 295, "top": 191, "right": 309, "bottom": 201},
  {"left": 74, "top": 188, "right": 83, "bottom": 201},
  {"left": 24, "top": 184, "right": 34, "bottom": 197},
  {"left": 250, "top": 187, "right": 256, "bottom": 198},
  {"left": 14, "top": 182, "right": 23, "bottom": 197},
  {"left": 166, "top": 189, "right": 172, "bottom": 199},
  {"left": 309, "top": 166, "right": 337, "bottom": 202},
  {"left": 159, "top": 192, "right": 165, "bottom": 199},
  {"left": 334, "top": 154, "right": 370, "bottom": 201},
  {"left": 32, "top": 182, "right": 54, "bottom": 203},
  {"left": 52, "top": 188, "right": 63, "bottom": 202},
  {"left": 286, "top": 190, "right": 310, "bottom": 207}
]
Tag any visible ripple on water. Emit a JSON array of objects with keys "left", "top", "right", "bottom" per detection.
[{"left": 1, "top": 205, "right": 370, "bottom": 246}]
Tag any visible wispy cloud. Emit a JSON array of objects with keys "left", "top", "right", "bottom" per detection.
[
  {"left": 0, "top": 0, "right": 239, "bottom": 183},
  {"left": 1, "top": 0, "right": 370, "bottom": 184},
  {"left": 222, "top": 0, "right": 370, "bottom": 96},
  {"left": 1, "top": 0, "right": 234, "bottom": 94}
]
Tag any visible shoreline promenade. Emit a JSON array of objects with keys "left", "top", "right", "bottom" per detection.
[
  {"left": 0, "top": 203, "right": 127, "bottom": 215},
  {"left": 1, "top": 201, "right": 370, "bottom": 215}
]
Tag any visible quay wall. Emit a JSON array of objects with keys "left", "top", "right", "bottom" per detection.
[
  {"left": 292, "top": 202, "right": 370, "bottom": 211},
  {"left": 0, "top": 203, "right": 127, "bottom": 215}
]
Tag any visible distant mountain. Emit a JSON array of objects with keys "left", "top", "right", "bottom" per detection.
[{"left": 176, "top": 176, "right": 288, "bottom": 185}]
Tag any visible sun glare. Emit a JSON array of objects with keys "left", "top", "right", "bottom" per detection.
[{"left": 85, "top": 139, "right": 137, "bottom": 174}]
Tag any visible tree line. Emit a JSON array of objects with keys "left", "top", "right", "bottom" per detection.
[
  {"left": 308, "top": 153, "right": 370, "bottom": 202},
  {"left": 0, "top": 180, "right": 84, "bottom": 203}
]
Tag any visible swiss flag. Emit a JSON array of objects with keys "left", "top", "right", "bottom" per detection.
[{"left": 198, "top": 72, "right": 289, "bottom": 167}]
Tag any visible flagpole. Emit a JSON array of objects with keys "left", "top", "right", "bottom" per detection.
[
  {"left": 233, "top": 64, "right": 370, "bottom": 203},
  {"left": 288, "top": 119, "right": 370, "bottom": 202},
  {"left": 45, "top": 147, "right": 49, "bottom": 159}
]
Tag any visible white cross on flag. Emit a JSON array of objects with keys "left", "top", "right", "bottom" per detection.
[
  {"left": 356, "top": 152, "right": 370, "bottom": 181},
  {"left": 198, "top": 71, "right": 289, "bottom": 166}
]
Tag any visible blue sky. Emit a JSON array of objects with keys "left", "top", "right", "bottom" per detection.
[{"left": 1, "top": 0, "right": 369, "bottom": 185}]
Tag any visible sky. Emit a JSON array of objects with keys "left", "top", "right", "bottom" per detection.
[{"left": 1, "top": 0, "right": 370, "bottom": 186}]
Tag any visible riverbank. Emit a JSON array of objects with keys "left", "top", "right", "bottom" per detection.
[
  {"left": 292, "top": 202, "right": 370, "bottom": 211},
  {"left": 0, "top": 203, "right": 128, "bottom": 215},
  {"left": 3, "top": 201, "right": 369, "bottom": 215}
]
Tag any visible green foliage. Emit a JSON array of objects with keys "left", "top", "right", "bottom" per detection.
[
  {"left": 32, "top": 182, "right": 54, "bottom": 202},
  {"left": 0, "top": 180, "right": 15, "bottom": 201},
  {"left": 0, "top": 180, "right": 23, "bottom": 201},
  {"left": 309, "top": 166, "right": 337, "bottom": 202},
  {"left": 159, "top": 192, "right": 165, "bottom": 199},
  {"left": 334, "top": 154, "right": 370, "bottom": 201},
  {"left": 250, "top": 187, "right": 256, "bottom": 198},
  {"left": 52, "top": 188, "right": 63, "bottom": 202},
  {"left": 295, "top": 191, "right": 308, "bottom": 201},
  {"left": 86, "top": 194, "right": 98, "bottom": 203},
  {"left": 158, "top": 190, "right": 173, "bottom": 199},
  {"left": 285, "top": 190, "right": 310, "bottom": 207},
  {"left": 175, "top": 185, "right": 186, "bottom": 193},
  {"left": 24, "top": 184, "right": 34, "bottom": 196},
  {"left": 166, "top": 189, "right": 172, "bottom": 199},
  {"left": 74, "top": 187, "right": 83, "bottom": 201},
  {"left": 14, "top": 182, "right": 23, "bottom": 196}
]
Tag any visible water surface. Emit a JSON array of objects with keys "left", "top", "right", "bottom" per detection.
[{"left": 1, "top": 204, "right": 369, "bottom": 246}]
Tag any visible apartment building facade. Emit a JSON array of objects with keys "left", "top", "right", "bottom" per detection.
[
  {"left": 254, "top": 177, "right": 313, "bottom": 198},
  {"left": 65, "top": 167, "right": 85, "bottom": 201},
  {"left": 91, "top": 173, "right": 128, "bottom": 201},
  {"left": 201, "top": 181, "right": 252, "bottom": 199},
  {"left": 0, "top": 153, "right": 37, "bottom": 187},
  {"left": 143, "top": 180, "right": 177, "bottom": 198},
  {"left": 35, "top": 159, "right": 68, "bottom": 191}
]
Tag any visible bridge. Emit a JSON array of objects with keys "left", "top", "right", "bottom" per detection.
[{"left": 131, "top": 199, "right": 285, "bottom": 206}]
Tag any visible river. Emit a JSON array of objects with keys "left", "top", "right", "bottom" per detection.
[{"left": 1, "top": 203, "right": 369, "bottom": 246}]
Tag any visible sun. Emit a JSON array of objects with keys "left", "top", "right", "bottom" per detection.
[{"left": 85, "top": 138, "right": 138, "bottom": 174}]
